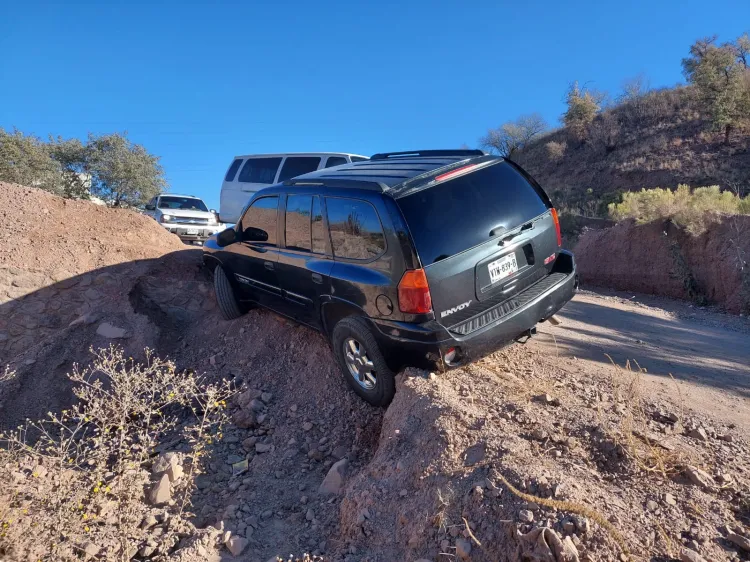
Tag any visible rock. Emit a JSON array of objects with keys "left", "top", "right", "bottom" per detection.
[
  {"left": 255, "top": 443, "right": 272, "bottom": 453},
  {"left": 141, "top": 514, "right": 158, "bottom": 529},
  {"left": 536, "top": 393, "right": 560, "bottom": 406},
  {"left": 518, "top": 509, "right": 534, "bottom": 523},
  {"left": 82, "top": 542, "right": 100, "bottom": 558},
  {"left": 685, "top": 465, "right": 715, "bottom": 491},
  {"left": 232, "top": 409, "right": 257, "bottom": 429},
  {"left": 306, "top": 508, "right": 315, "bottom": 521},
  {"left": 688, "top": 427, "right": 708, "bottom": 441},
  {"left": 195, "top": 474, "right": 212, "bottom": 490},
  {"left": 236, "top": 389, "right": 261, "bottom": 408},
  {"left": 331, "top": 445, "right": 348, "bottom": 459},
  {"left": 148, "top": 474, "right": 171, "bottom": 505},
  {"left": 646, "top": 500, "right": 658, "bottom": 511},
  {"left": 463, "top": 442, "right": 486, "bottom": 466},
  {"left": 531, "top": 428, "right": 549, "bottom": 441},
  {"left": 717, "top": 433, "right": 734, "bottom": 442},
  {"left": 664, "top": 493, "right": 677, "bottom": 506},
  {"left": 399, "top": 489, "right": 408, "bottom": 497},
  {"left": 249, "top": 398, "right": 265, "bottom": 412},
  {"left": 680, "top": 548, "right": 706, "bottom": 562},
  {"left": 319, "top": 458, "right": 348, "bottom": 494},
  {"left": 562, "top": 519, "right": 575, "bottom": 533},
  {"left": 210, "top": 355, "right": 217, "bottom": 366},
  {"left": 727, "top": 532, "right": 750, "bottom": 552},
  {"left": 96, "top": 322, "right": 128, "bottom": 339},
  {"left": 225, "top": 535, "right": 248, "bottom": 556},
  {"left": 455, "top": 537, "right": 472, "bottom": 560},
  {"left": 303, "top": 421, "right": 314, "bottom": 431},
  {"left": 139, "top": 544, "right": 156, "bottom": 557},
  {"left": 261, "top": 392, "right": 273, "bottom": 403},
  {"left": 226, "top": 454, "right": 244, "bottom": 464},
  {"left": 242, "top": 437, "right": 258, "bottom": 451}
]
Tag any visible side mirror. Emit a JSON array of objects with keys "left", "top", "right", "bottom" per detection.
[
  {"left": 216, "top": 228, "right": 238, "bottom": 247},
  {"left": 243, "top": 227, "right": 269, "bottom": 242},
  {"left": 145, "top": 204, "right": 155, "bottom": 211},
  {"left": 210, "top": 208, "right": 217, "bottom": 214}
]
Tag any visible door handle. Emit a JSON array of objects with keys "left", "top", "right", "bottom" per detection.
[
  {"left": 264, "top": 261, "right": 274, "bottom": 271},
  {"left": 311, "top": 273, "right": 323, "bottom": 284}
]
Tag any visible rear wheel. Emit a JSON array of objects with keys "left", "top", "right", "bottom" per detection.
[
  {"left": 213, "top": 266, "right": 244, "bottom": 320},
  {"left": 332, "top": 317, "right": 395, "bottom": 406}
]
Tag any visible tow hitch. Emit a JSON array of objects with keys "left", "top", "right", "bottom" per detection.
[{"left": 515, "top": 326, "right": 537, "bottom": 344}]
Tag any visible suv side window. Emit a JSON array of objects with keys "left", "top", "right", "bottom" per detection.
[
  {"left": 238, "top": 157, "right": 282, "bottom": 184},
  {"left": 239, "top": 196, "right": 278, "bottom": 246},
  {"left": 325, "top": 197, "right": 385, "bottom": 260},
  {"left": 324, "top": 156, "right": 347, "bottom": 168},
  {"left": 225, "top": 159, "right": 244, "bottom": 182},
  {"left": 285, "top": 195, "right": 312, "bottom": 252},
  {"left": 311, "top": 196, "right": 326, "bottom": 254},
  {"left": 278, "top": 157, "right": 322, "bottom": 182}
]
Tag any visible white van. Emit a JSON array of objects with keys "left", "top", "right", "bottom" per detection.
[{"left": 219, "top": 152, "right": 368, "bottom": 224}]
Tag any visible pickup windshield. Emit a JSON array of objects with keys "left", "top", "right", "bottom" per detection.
[
  {"left": 396, "top": 161, "right": 550, "bottom": 266},
  {"left": 158, "top": 196, "right": 209, "bottom": 212}
]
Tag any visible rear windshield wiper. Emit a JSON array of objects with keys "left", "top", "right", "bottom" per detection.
[{"left": 491, "top": 221, "right": 534, "bottom": 245}]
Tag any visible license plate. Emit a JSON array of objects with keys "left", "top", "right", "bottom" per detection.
[
  {"left": 488, "top": 253, "right": 518, "bottom": 284},
  {"left": 186, "top": 229, "right": 199, "bottom": 235}
]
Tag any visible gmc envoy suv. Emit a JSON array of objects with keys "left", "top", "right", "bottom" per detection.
[{"left": 203, "top": 150, "right": 577, "bottom": 406}]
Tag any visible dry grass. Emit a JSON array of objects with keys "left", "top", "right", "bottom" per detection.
[{"left": 0, "top": 345, "right": 234, "bottom": 561}]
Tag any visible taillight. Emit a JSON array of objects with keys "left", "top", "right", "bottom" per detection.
[
  {"left": 550, "top": 208, "right": 562, "bottom": 247},
  {"left": 398, "top": 269, "right": 432, "bottom": 314}
]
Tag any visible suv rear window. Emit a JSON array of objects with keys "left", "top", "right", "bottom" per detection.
[
  {"left": 397, "top": 161, "right": 549, "bottom": 265},
  {"left": 238, "top": 157, "right": 282, "bottom": 184},
  {"left": 326, "top": 197, "right": 385, "bottom": 260},
  {"left": 225, "top": 159, "right": 243, "bottom": 182},
  {"left": 278, "top": 157, "right": 322, "bottom": 182}
]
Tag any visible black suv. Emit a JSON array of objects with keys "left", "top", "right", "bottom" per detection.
[{"left": 203, "top": 150, "right": 577, "bottom": 406}]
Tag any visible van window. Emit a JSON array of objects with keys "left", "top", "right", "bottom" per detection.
[
  {"left": 240, "top": 196, "right": 278, "bottom": 246},
  {"left": 225, "top": 159, "right": 244, "bottom": 182},
  {"left": 285, "top": 195, "right": 312, "bottom": 252},
  {"left": 311, "top": 196, "right": 326, "bottom": 254},
  {"left": 324, "top": 156, "right": 347, "bottom": 168},
  {"left": 396, "top": 161, "right": 549, "bottom": 265},
  {"left": 350, "top": 156, "right": 368, "bottom": 162},
  {"left": 326, "top": 197, "right": 385, "bottom": 260},
  {"left": 278, "top": 157, "right": 322, "bottom": 182},
  {"left": 238, "top": 157, "right": 282, "bottom": 184}
]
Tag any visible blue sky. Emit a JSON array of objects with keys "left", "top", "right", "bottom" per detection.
[{"left": 1, "top": 0, "right": 748, "bottom": 209}]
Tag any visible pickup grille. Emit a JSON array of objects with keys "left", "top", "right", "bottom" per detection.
[
  {"left": 173, "top": 217, "right": 209, "bottom": 225},
  {"left": 449, "top": 272, "right": 568, "bottom": 336}
]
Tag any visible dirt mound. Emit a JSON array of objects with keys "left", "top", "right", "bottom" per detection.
[{"left": 574, "top": 216, "right": 750, "bottom": 313}]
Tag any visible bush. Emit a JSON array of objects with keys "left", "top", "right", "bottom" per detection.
[
  {"left": 608, "top": 184, "right": 750, "bottom": 234},
  {"left": 545, "top": 141, "right": 567, "bottom": 162},
  {"left": 0, "top": 346, "right": 233, "bottom": 561}
]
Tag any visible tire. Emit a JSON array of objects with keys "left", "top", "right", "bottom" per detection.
[
  {"left": 213, "top": 266, "right": 244, "bottom": 320},
  {"left": 332, "top": 316, "right": 396, "bottom": 407}
]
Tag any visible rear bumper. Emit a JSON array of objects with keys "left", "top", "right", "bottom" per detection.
[{"left": 370, "top": 251, "right": 577, "bottom": 371}]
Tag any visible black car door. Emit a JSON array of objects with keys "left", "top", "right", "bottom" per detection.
[
  {"left": 275, "top": 194, "right": 334, "bottom": 329},
  {"left": 228, "top": 195, "right": 284, "bottom": 310}
]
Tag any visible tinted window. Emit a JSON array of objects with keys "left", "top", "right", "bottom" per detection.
[
  {"left": 350, "top": 156, "right": 368, "bottom": 162},
  {"left": 158, "top": 196, "right": 208, "bottom": 212},
  {"left": 277, "top": 157, "right": 322, "bottom": 182},
  {"left": 311, "top": 196, "right": 326, "bottom": 254},
  {"left": 285, "top": 195, "right": 312, "bottom": 252},
  {"left": 324, "top": 156, "right": 347, "bottom": 168},
  {"left": 397, "top": 161, "right": 549, "bottom": 265},
  {"left": 238, "top": 157, "right": 282, "bottom": 184},
  {"left": 225, "top": 159, "right": 243, "bottom": 182},
  {"left": 326, "top": 198, "right": 385, "bottom": 260},
  {"left": 240, "top": 196, "right": 278, "bottom": 246}
]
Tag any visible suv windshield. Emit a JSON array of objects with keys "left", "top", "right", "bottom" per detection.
[
  {"left": 158, "top": 196, "right": 209, "bottom": 212},
  {"left": 397, "top": 161, "right": 549, "bottom": 266}
]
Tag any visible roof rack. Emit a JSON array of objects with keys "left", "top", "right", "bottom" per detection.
[
  {"left": 283, "top": 177, "right": 388, "bottom": 192},
  {"left": 369, "top": 149, "right": 485, "bottom": 160}
]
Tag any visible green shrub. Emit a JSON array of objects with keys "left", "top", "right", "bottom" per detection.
[{"left": 608, "top": 184, "right": 749, "bottom": 234}]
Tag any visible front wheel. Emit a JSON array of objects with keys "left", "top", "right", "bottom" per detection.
[
  {"left": 213, "top": 266, "right": 244, "bottom": 320},
  {"left": 332, "top": 317, "right": 396, "bottom": 406}
]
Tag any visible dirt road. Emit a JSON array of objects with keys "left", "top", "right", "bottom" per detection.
[{"left": 532, "top": 289, "right": 750, "bottom": 430}]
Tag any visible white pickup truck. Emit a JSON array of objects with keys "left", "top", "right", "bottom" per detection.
[{"left": 144, "top": 194, "right": 223, "bottom": 244}]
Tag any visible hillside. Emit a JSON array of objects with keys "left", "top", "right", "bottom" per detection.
[{"left": 514, "top": 86, "right": 750, "bottom": 216}]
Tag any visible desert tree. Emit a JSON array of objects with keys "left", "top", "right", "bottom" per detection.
[
  {"left": 0, "top": 128, "right": 63, "bottom": 193},
  {"left": 562, "top": 82, "right": 605, "bottom": 140},
  {"left": 682, "top": 34, "right": 750, "bottom": 144},
  {"left": 479, "top": 113, "right": 548, "bottom": 158}
]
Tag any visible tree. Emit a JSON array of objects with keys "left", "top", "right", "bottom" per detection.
[
  {"left": 562, "top": 82, "right": 604, "bottom": 139},
  {"left": 48, "top": 137, "right": 91, "bottom": 199},
  {"left": 479, "top": 113, "right": 548, "bottom": 158},
  {"left": 84, "top": 133, "right": 167, "bottom": 206},
  {"left": 0, "top": 128, "right": 63, "bottom": 193},
  {"left": 682, "top": 35, "right": 750, "bottom": 144}
]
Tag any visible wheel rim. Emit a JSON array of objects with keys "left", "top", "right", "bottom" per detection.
[{"left": 343, "top": 337, "right": 377, "bottom": 390}]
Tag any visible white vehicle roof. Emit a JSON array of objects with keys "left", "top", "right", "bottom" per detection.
[
  {"left": 158, "top": 193, "right": 205, "bottom": 199},
  {"left": 232, "top": 152, "right": 367, "bottom": 159}
]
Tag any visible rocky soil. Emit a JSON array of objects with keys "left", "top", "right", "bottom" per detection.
[{"left": 1, "top": 185, "right": 749, "bottom": 561}]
